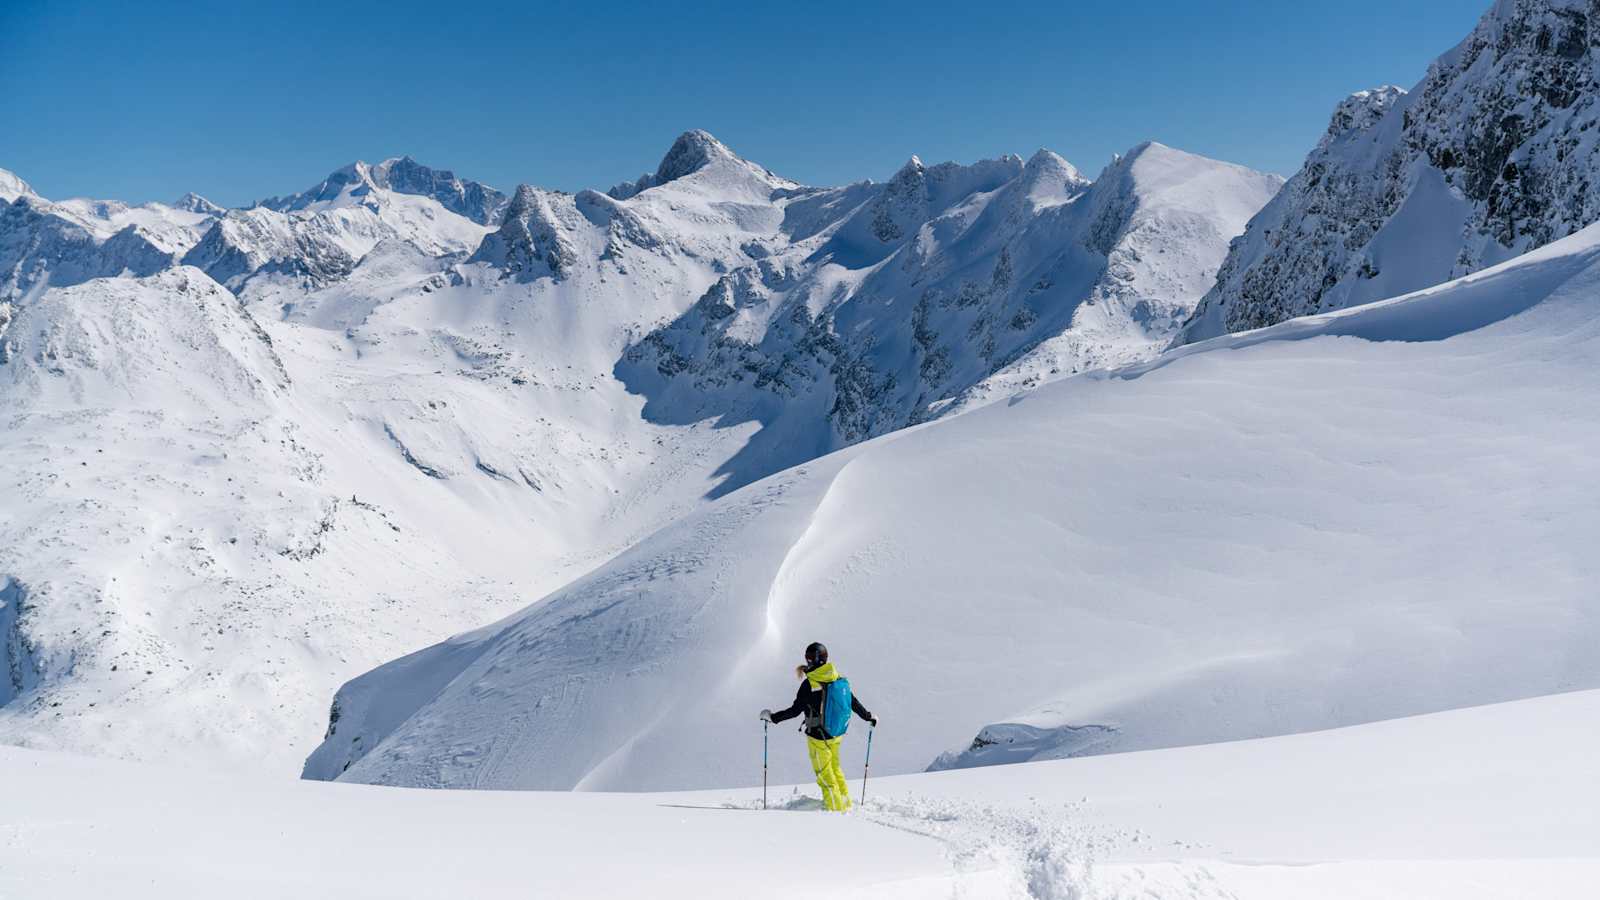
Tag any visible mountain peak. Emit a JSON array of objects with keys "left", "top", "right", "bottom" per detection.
[
  {"left": 256, "top": 156, "right": 506, "bottom": 224},
  {"left": 1317, "top": 85, "right": 1407, "bottom": 152},
  {"left": 655, "top": 130, "right": 731, "bottom": 180},
  {"left": 1023, "top": 149, "right": 1084, "bottom": 181},
  {"left": 470, "top": 184, "right": 577, "bottom": 280},
  {"left": 609, "top": 130, "right": 788, "bottom": 200},
  {"left": 895, "top": 156, "right": 926, "bottom": 177},
  {"left": 1019, "top": 149, "right": 1089, "bottom": 207},
  {"left": 172, "top": 192, "right": 225, "bottom": 215},
  {"left": 0, "top": 167, "right": 36, "bottom": 203}
]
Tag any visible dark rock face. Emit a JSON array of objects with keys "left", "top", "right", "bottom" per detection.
[
  {"left": 1183, "top": 0, "right": 1600, "bottom": 341},
  {"left": 653, "top": 130, "right": 729, "bottom": 184},
  {"left": 1, "top": 578, "right": 40, "bottom": 707}
]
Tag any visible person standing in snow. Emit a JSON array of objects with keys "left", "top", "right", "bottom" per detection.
[{"left": 760, "top": 642, "right": 876, "bottom": 812}]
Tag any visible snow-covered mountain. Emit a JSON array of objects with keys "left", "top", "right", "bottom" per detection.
[
  {"left": 307, "top": 219, "right": 1600, "bottom": 791},
  {"left": 257, "top": 156, "right": 507, "bottom": 225},
  {"left": 617, "top": 139, "right": 1279, "bottom": 492},
  {"left": 0, "top": 195, "right": 179, "bottom": 300},
  {"left": 181, "top": 159, "right": 502, "bottom": 301},
  {"left": 1, "top": 132, "right": 1277, "bottom": 772},
  {"left": 1184, "top": 0, "right": 1600, "bottom": 341},
  {"left": 0, "top": 166, "right": 225, "bottom": 293}
]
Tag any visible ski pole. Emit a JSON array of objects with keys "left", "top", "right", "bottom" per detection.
[
  {"left": 860, "top": 723, "right": 874, "bottom": 806},
  {"left": 762, "top": 720, "right": 769, "bottom": 810}
]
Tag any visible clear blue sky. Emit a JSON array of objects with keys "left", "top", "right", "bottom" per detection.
[{"left": 1, "top": 0, "right": 1489, "bottom": 207}]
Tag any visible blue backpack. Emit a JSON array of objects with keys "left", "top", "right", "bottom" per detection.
[{"left": 820, "top": 677, "right": 852, "bottom": 738}]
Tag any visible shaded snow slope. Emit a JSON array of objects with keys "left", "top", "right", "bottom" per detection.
[
  {"left": 1185, "top": 0, "right": 1600, "bottom": 341},
  {"left": 11, "top": 691, "right": 1600, "bottom": 898},
  {"left": 312, "top": 221, "right": 1600, "bottom": 790}
]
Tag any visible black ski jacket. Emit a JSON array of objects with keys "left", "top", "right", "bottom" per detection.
[{"left": 770, "top": 678, "right": 874, "bottom": 740}]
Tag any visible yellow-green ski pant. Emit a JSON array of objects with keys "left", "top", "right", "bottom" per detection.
[{"left": 806, "top": 736, "right": 852, "bottom": 811}]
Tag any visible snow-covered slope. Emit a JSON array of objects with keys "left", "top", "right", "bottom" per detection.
[
  {"left": 309, "top": 219, "right": 1600, "bottom": 791},
  {"left": 11, "top": 690, "right": 1600, "bottom": 898},
  {"left": 1184, "top": 0, "right": 1600, "bottom": 341}
]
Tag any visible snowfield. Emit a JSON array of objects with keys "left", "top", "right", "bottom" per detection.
[
  {"left": 7, "top": 690, "right": 1598, "bottom": 898},
  {"left": 311, "top": 220, "right": 1600, "bottom": 792}
]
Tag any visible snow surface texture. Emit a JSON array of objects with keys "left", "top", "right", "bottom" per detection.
[
  {"left": 1184, "top": 0, "right": 1600, "bottom": 341},
  {"left": 9, "top": 691, "right": 1600, "bottom": 898},
  {"left": 312, "top": 220, "right": 1600, "bottom": 791},
  {"left": 0, "top": 134, "right": 1273, "bottom": 774}
]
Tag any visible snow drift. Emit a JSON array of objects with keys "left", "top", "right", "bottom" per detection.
[{"left": 309, "top": 219, "right": 1600, "bottom": 790}]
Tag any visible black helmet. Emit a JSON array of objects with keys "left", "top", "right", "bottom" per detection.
[{"left": 804, "top": 642, "right": 828, "bottom": 669}]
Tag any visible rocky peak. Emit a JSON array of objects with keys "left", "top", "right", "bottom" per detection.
[
  {"left": 469, "top": 184, "right": 578, "bottom": 280},
  {"left": 1318, "top": 86, "right": 1407, "bottom": 152},
  {"left": 609, "top": 130, "right": 788, "bottom": 199},
  {"left": 887, "top": 156, "right": 927, "bottom": 191},
  {"left": 654, "top": 129, "right": 736, "bottom": 184},
  {"left": 0, "top": 168, "right": 35, "bottom": 204},
  {"left": 368, "top": 156, "right": 507, "bottom": 225},
  {"left": 172, "top": 192, "right": 225, "bottom": 215},
  {"left": 256, "top": 156, "right": 504, "bottom": 223}
]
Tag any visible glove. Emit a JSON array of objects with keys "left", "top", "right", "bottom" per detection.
[
  {"left": 869, "top": 715, "right": 879, "bottom": 726},
  {"left": 759, "top": 709, "right": 773, "bottom": 722}
]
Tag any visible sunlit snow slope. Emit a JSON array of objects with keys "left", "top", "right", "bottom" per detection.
[
  {"left": 311, "top": 221, "right": 1600, "bottom": 791},
  {"left": 11, "top": 691, "right": 1600, "bottom": 899}
]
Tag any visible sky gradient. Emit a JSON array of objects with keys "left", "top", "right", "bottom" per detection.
[{"left": 1, "top": 0, "right": 1490, "bottom": 207}]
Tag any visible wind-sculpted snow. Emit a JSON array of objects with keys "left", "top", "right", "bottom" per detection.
[
  {"left": 1185, "top": 0, "right": 1600, "bottom": 341},
  {"left": 314, "top": 222, "right": 1600, "bottom": 791}
]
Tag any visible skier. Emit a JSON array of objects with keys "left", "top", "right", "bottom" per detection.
[{"left": 760, "top": 642, "right": 876, "bottom": 812}]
